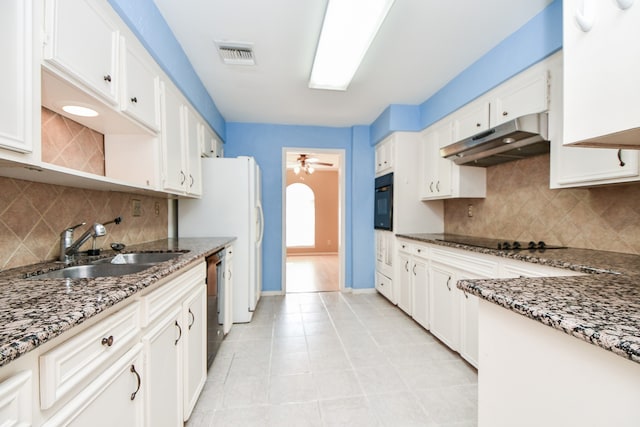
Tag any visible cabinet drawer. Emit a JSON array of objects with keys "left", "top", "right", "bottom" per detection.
[
  {"left": 141, "top": 262, "right": 206, "bottom": 327},
  {"left": 431, "top": 247, "right": 498, "bottom": 277},
  {"left": 40, "top": 302, "right": 141, "bottom": 409},
  {"left": 501, "top": 259, "right": 584, "bottom": 278},
  {"left": 375, "top": 271, "right": 393, "bottom": 301}
]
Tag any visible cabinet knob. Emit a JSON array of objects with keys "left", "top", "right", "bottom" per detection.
[
  {"left": 130, "top": 365, "right": 141, "bottom": 401},
  {"left": 103, "top": 74, "right": 112, "bottom": 82},
  {"left": 188, "top": 308, "right": 195, "bottom": 330},
  {"left": 502, "top": 111, "right": 508, "bottom": 116},
  {"left": 476, "top": 123, "right": 481, "bottom": 127},
  {"left": 101, "top": 335, "right": 114, "bottom": 347},
  {"left": 618, "top": 149, "right": 626, "bottom": 167},
  {"left": 174, "top": 321, "right": 182, "bottom": 346},
  {"left": 130, "top": 96, "right": 138, "bottom": 103}
]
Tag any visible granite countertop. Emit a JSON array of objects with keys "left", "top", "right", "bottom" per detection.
[
  {"left": 0, "top": 237, "right": 235, "bottom": 368},
  {"left": 397, "top": 233, "right": 640, "bottom": 364}
]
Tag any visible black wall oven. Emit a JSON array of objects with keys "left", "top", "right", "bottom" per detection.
[{"left": 374, "top": 172, "right": 393, "bottom": 230}]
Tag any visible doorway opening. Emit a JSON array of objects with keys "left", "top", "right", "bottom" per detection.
[{"left": 282, "top": 148, "right": 345, "bottom": 293}]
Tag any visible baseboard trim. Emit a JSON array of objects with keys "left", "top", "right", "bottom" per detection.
[{"left": 261, "top": 290, "right": 285, "bottom": 296}]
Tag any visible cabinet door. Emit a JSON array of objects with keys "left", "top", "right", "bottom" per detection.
[
  {"left": 492, "top": 71, "right": 548, "bottom": 126},
  {"left": 224, "top": 247, "right": 234, "bottom": 335},
  {"left": 452, "top": 101, "right": 490, "bottom": 142},
  {"left": 411, "top": 257, "right": 429, "bottom": 329},
  {"left": 122, "top": 40, "right": 160, "bottom": 131},
  {"left": 563, "top": 0, "right": 640, "bottom": 145},
  {"left": 142, "top": 307, "right": 183, "bottom": 427},
  {"left": 551, "top": 145, "right": 640, "bottom": 187},
  {"left": 420, "top": 122, "right": 452, "bottom": 199},
  {"left": 397, "top": 251, "right": 412, "bottom": 315},
  {"left": 161, "top": 82, "right": 186, "bottom": 193},
  {"left": 44, "top": 0, "right": 119, "bottom": 104},
  {"left": 430, "top": 264, "right": 458, "bottom": 350},
  {"left": 458, "top": 288, "right": 478, "bottom": 368},
  {"left": 43, "top": 344, "right": 144, "bottom": 427},
  {"left": 375, "top": 271, "right": 393, "bottom": 303},
  {"left": 183, "top": 285, "right": 206, "bottom": 421},
  {"left": 0, "top": 0, "right": 33, "bottom": 153},
  {"left": 0, "top": 371, "right": 31, "bottom": 426},
  {"left": 184, "top": 107, "right": 203, "bottom": 197}
]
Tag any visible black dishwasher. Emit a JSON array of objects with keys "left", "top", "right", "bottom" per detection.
[{"left": 206, "top": 248, "right": 226, "bottom": 369}]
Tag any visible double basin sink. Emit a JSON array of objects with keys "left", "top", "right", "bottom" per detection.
[{"left": 29, "top": 252, "right": 187, "bottom": 279}]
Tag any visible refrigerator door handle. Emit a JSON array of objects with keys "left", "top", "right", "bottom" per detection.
[{"left": 256, "top": 203, "right": 265, "bottom": 245}]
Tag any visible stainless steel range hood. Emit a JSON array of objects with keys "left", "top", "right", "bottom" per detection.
[{"left": 439, "top": 113, "right": 549, "bottom": 167}]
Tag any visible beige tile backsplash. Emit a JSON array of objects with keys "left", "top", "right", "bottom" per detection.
[
  {"left": 445, "top": 154, "right": 640, "bottom": 255},
  {"left": 41, "top": 107, "right": 106, "bottom": 175},
  {"left": 0, "top": 176, "right": 168, "bottom": 269},
  {"left": 0, "top": 109, "right": 168, "bottom": 270}
]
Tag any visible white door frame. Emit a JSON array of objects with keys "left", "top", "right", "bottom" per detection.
[{"left": 281, "top": 147, "right": 346, "bottom": 293}]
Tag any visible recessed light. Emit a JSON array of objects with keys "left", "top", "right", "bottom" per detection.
[{"left": 62, "top": 105, "right": 99, "bottom": 117}]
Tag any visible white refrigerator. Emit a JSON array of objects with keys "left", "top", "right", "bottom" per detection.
[{"left": 178, "top": 156, "right": 264, "bottom": 323}]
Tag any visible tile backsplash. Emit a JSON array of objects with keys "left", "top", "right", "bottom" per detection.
[
  {"left": 445, "top": 154, "right": 640, "bottom": 255},
  {"left": 0, "top": 176, "right": 168, "bottom": 270},
  {"left": 41, "top": 107, "right": 105, "bottom": 175}
]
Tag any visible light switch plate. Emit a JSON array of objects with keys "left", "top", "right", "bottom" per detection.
[{"left": 132, "top": 199, "right": 142, "bottom": 217}]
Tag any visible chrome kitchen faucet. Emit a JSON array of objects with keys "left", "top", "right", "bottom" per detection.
[{"left": 59, "top": 222, "right": 106, "bottom": 263}]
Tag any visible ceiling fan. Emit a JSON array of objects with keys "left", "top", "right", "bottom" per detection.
[{"left": 293, "top": 154, "right": 333, "bottom": 175}]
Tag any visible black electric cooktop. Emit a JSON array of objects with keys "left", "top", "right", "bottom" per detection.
[{"left": 436, "top": 234, "right": 566, "bottom": 251}]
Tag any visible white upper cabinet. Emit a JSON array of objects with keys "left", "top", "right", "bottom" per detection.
[
  {"left": 121, "top": 40, "right": 160, "bottom": 132},
  {"left": 44, "top": 0, "right": 120, "bottom": 105},
  {"left": 420, "top": 119, "right": 486, "bottom": 200},
  {"left": 563, "top": 0, "right": 640, "bottom": 148},
  {"left": 375, "top": 138, "right": 394, "bottom": 176},
  {"left": 184, "top": 106, "right": 203, "bottom": 197},
  {"left": 452, "top": 101, "right": 490, "bottom": 142},
  {"left": 491, "top": 70, "right": 549, "bottom": 126},
  {"left": 0, "top": 0, "right": 34, "bottom": 154},
  {"left": 160, "top": 82, "right": 203, "bottom": 197}
]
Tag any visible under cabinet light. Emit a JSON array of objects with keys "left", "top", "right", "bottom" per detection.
[
  {"left": 62, "top": 105, "right": 99, "bottom": 117},
  {"left": 309, "top": 0, "right": 395, "bottom": 91}
]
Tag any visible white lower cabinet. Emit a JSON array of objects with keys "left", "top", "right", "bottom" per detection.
[
  {"left": 410, "top": 255, "right": 429, "bottom": 329},
  {"left": 142, "top": 307, "right": 183, "bottom": 427},
  {"left": 396, "top": 240, "right": 430, "bottom": 328},
  {"left": 43, "top": 344, "right": 144, "bottom": 427},
  {"left": 375, "top": 230, "right": 395, "bottom": 304},
  {"left": 0, "top": 370, "right": 32, "bottom": 426},
  {"left": 429, "top": 262, "right": 460, "bottom": 351},
  {"left": 183, "top": 285, "right": 207, "bottom": 420}
]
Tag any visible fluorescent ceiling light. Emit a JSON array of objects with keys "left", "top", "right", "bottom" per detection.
[
  {"left": 62, "top": 105, "right": 99, "bottom": 117},
  {"left": 309, "top": 0, "right": 395, "bottom": 91}
]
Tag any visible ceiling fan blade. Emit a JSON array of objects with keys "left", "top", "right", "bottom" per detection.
[{"left": 307, "top": 161, "right": 334, "bottom": 167}]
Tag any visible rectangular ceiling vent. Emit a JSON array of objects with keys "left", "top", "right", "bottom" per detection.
[{"left": 216, "top": 42, "right": 256, "bottom": 66}]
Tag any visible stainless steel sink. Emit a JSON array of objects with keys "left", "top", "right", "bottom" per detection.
[
  {"left": 28, "top": 263, "right": 152, "bottom": 279},
  {"left": 92, "top": 252, "right": 185, "bottom": 265}
]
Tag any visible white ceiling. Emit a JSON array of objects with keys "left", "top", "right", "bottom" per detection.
[{"left": 153, "top": 0, "right": 554, "bottom": 128}]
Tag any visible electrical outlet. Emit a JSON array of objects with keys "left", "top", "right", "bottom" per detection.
[
  {"left": 154, "top": 202, "right": 160, "bottom": 216},
  {"left": 132, "top": 199, "right": 142, "bottom": 217},
  {"left": 467, "top": 204, "right": 473, "bottom": 217}
]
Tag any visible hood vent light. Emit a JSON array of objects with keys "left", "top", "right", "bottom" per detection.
[{"left": 216, "top": 42, "right": 255, "bottom": 66}]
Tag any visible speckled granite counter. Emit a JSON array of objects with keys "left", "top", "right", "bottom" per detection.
[
  {"left": 0, "top": 237, "right": 234, "bottom": 368},
  {"left": 397, "top": 233, "right": 640, "bottom": 364}
]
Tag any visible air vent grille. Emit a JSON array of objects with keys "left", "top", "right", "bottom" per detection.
[{"left": 216, "top": 42, "right": 255, "bottom": 65}]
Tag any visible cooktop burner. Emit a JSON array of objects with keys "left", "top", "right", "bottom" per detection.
[{"left": 436, "top": 234, "right": 566, "bottom": 251}]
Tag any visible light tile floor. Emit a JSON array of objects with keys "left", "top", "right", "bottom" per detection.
[{"left": 187, "top": 292, "right": 478, "bottom": 427}]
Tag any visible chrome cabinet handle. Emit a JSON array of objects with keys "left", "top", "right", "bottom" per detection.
[
  {"left": 180, "top": 171, "right": 186, "bottom": 185},
  {"left": 404, "top": 261, "right": 409, "bottom": 272},
  {"left": 130, "top": 365, "right": 141, "bottom": 400},
  {"left": 446, "top": 276, "right": 451, "bottom": 291},
  {"left": 436, "top": 181, "right": 440, "bottom": 192},
  {"left": 618, "top": 149, "right": 626, "bottom": 167},
  {"left": 174, "top": 321, "right": 182, "bottom": 346},
  {"left": 101, "top": 335, "right": 114, "bottom": 347},
  {"left": 188, "top": 309, "right": 195, "bottom": 330},
  {"left": 463, "top": 290, "right": 469, "bottom": 299},
  {"left": 429, "top": 182, "right": 434, "bottom": 192},
  {"left": 412, "top": 264, "right": 416, "bottom": 276},
  {"left": 130, "top": 96, "right": 138, "bottom": 103},
  {"left": 103, "top": 74, "right": 112, "bottom": 82},
  {"left": 189, "top": 174, "right": 194, "bottom": 188}
]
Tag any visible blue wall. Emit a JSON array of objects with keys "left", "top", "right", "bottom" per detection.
[
  {"left": 110, "top": 0, "right": 562, "bottom": 293},
  {"left": 225, "top": 124, "right": 375, "bottom": 292}
]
